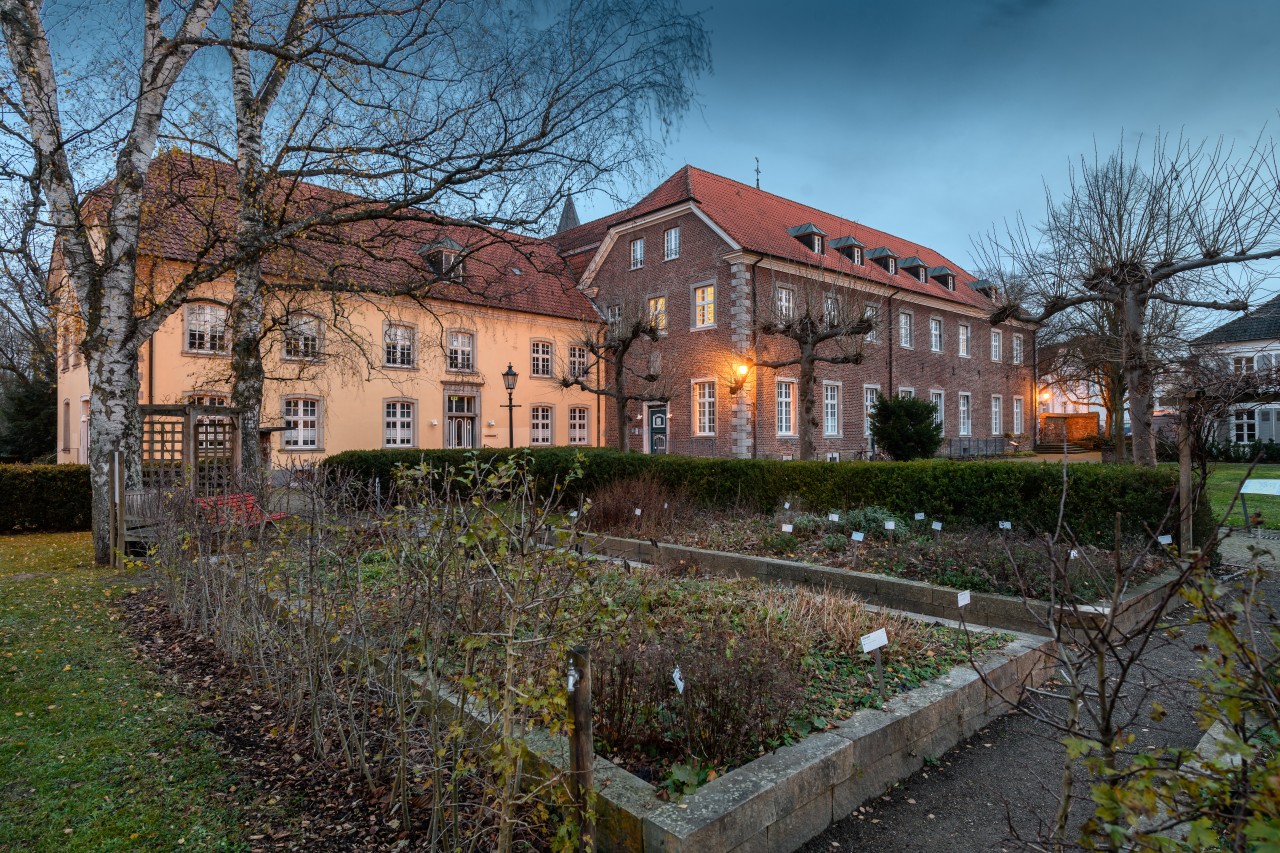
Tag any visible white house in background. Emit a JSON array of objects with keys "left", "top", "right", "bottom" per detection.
[{"left": 1191, "top": 294, "right": 1280, "bottom": 444}]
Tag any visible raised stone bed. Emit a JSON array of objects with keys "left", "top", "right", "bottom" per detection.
[{"left": 578, "top": 533, "right": 1184, "bottom": 638}]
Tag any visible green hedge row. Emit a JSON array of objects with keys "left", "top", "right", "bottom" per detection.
[
  {"left": 0, "top": 464, "right": 91, "bottom": 533},
  {"left": 324, "top": 448, "right": 1212, "bottom": 548}
]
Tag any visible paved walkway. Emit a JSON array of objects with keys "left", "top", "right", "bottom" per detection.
[{"left": 799, "top": 532, "right": 1278, "bottom": 853}]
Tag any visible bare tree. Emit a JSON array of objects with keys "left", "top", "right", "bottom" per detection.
[
  {"left": 977, "top": 133, "right": 1280, "bottom": 466},
  {"left": 560, "top": 299, "right": 667, "bottom": 452},
  {"left": 755, "top": 278, "right": 873, "bottom": 461}
]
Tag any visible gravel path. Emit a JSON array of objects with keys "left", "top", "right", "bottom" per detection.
[{"left": 800, "top": 534, "right": 1279, "bottom": 853}]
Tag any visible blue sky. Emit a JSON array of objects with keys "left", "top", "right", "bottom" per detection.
[{"left": 574, "top": 0, "right": 1280, "bottom": 276}]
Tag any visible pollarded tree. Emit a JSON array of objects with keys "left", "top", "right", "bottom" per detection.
[
  {"left": 977, "top": 133, "right": 1280, "bottom": 466},
  {"left": 756, "top": 280, "right": 873, "bottom": 461}
]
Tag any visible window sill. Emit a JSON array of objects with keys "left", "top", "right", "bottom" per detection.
[
  {"left": 690, "top": 324, "right": 718, "bottom": 332},
  {"left": 383, "top": 363, "right": 417, "bottom": 371},
  {"left": 281, "top": 446, "right": 324, "bottom": 453},
  {"left": 663, "top": 255, "right": 679, "bottom": 263},
  {"left": 184, "top": 350, "right": 231, "bottom": 358}
]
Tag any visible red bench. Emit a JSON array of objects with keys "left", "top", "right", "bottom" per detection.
[{"left": 196, "top": 493, "right": 288, "bottom": 528}]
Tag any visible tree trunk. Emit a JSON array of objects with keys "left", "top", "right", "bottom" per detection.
[
  {"left": 86, "top": 332, "right": 142, "bottom": 565},
  {"left": 1108, "top": 371, "right": 1126, "bottom": 462},
  {"left": 797, "top": 344, "right": 816, "bottom": 460},
  {"left": 1122, "top": 287, "right": 1157, "bottom": 466},
  {"left": 229, "top": 131, "right": 266, "bottom": 474},
  {"left": 613, "top": 361, "right": 630, "bottom": 452}
]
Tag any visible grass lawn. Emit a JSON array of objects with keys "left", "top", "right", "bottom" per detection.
[
  {"left": 0, "top": 532, "right": 248, "bottom": 851},
  {"left": 1201, "top": 462, "right": 1280, "bottom": 530}
]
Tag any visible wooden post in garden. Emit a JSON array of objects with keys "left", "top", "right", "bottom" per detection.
[
  {"left": 567, "top": 645, "right": 594, "bottom": 851},
  {"left": 1115, "top": 512, "right": 1123, "bottom": 578},
  {"left": 110, "top": 450, "right": 126, "bottom": 571}
]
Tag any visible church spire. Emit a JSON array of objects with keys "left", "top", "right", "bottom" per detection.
[{"left": 556, "top": 193, "right": 580, "bottom": 233}]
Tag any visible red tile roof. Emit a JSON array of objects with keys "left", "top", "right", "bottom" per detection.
[
  {"left": 553, "top": 165, "right": 996, "bottom": 311},
  {"left": 93, "top": 152, "right": 597, "bottom": 323}
]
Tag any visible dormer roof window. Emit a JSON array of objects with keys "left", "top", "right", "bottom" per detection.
[
  {"left": 970, "top": 279, "right": 998, "bottom": 300},
  {"left": 928, "top": 266, "right": 957, "bottom": 290},
  {"left": 787, "top": 222, "right": 827, "bottom": 254},
  {"left": 830, "top": 235, "right": 865, "bottom": 265},
  {"left": 420, "top": 237, "right": 464, "bottom": 281},
  {"left": 867, "top": 246, "right": 898, "bottom": 275},
  {"left": 900, "top": 257, "right": 929, "bottom": 282}
]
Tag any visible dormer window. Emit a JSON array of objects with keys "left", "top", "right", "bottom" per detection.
[
  {"left": 928, "top": 266, "right": 957, "bottom": 290},
  {"left": 787, "top": 223, "right": 827, "bottom": 254},
  {"left": 971, "top": 279, "right": 998, "bottom": 300},
  {"left": 900, "top": 257, "right": 929, "bottom": 283},
  {"left": 830, "top": 236, "right": 865, "bottom": 265},
  {"left": 866, "top": 247, "right": 898, "bottom": 274},
  {"left": 421, "top": 237, "right": 464, "bottom": 282}
]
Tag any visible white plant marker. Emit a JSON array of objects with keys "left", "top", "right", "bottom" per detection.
[
  {"left": 784, "top": 501, "right": 791, "bottom": 510},
  {"left": 828, "top": 512, "right": 840, "bottom": 522},
  {"left": 931, "top": 521, "right": 943, "bottom": 531},
  {"left": 851, "top": 531, "right": 865, "bottom": 542},
  {"left": 914, "top": 512, "right": 926, "bottom": 521},
  {"left": 884, "top": 520, "right": 896, "bottom": 530},
  {"left": 634, "top": 507, "right": 642, "bottom": 517},
  {"left": 957, "top": 590, "right": 971, "bottom": 608},
  {"left": 781, "top": 523, "right": 794, "bottom": 533},
  {"left": 672, "top": 666, "right": 684, "bottom": 695},
  {"left": 861, "top": 628, "right": 889, "bottom": 702},
  {"left": 569, "top": 510, "right": 579, "bottom": 519},
  {"left": 999, "top": 521, "right": 1012, "bottom": 530},
  {"left": 568, "top": 664, "right": 579, "bottom": 693},
  {"left": 1069, "top": 549, "right": 1079, "bottom": 559},
  {"left": 1157, "top": 534, "right": 1173, "bottom": 546},
  {"left": 664, "top": 502, "right": 669, "bottom": 510}
]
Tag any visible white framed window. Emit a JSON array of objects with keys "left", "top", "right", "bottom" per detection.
[
  {"left": 991, "top": 329, "right": 1002, "bottom": 362},
  {"left": 283, "top": 314, "right": 320, "bottom": 360},
  {"left": 384, "top": 400, "right": 415, "bottom": 447},
  {"left": 887, "top": 257, "right": 897, "bottom": 275},
  {"left": 283, "top": 397, "right": 320, "bottom": 449},
  {"left": 958, "top": 323, "right": 971, "bottom": 358},
  {"left": 958, "top": 393, "right": 972, "bottom": 436},
  {"left": 568, "top": 345, "right": 588, "bottom": 379},
  {"left": 530, "top": 405, "right": 553, "bottom": 445},
  {"left": 1233, "top": 356, "right": 1255, "bottom": 375},
  {"left": 664, "top": 227, "right": 680, "bottom": 261},
  {"left": 930, "top": 317, "right": 943, "bottom": 352},
  {"left": 693, "top": 284, "right": 715, "bottom": 328},
  {"left": 569, "top": 406, "right": 589, "bottom": 444},
  {"left": 823, "top": 294, "right": 839, "bottom": 325},
  {"left": 647, "top": 295, "right": 667, "bottom": 333},
  {"left": 823, "top": 381, "right": 841, "bottom": 436},
  {"left": 776, "top": 285, "right": 794, "bottom": 320},
  {"left": 916, "top": 266, "right": 927, "bottom": 283},
  {"left": 776, "top": 380, "right": 795, "bottom": 436},
  {"left": 186, "top": 303, "right": 228, "bottom": 354},
  {"left": 384, "top": 323, "right": 415, "bottom": 368},
  {"left": 865, "top": 306, "right": 880, "bottom": 343},
  {"left": 864, "top": 385, "right": 880, "bottom": 437},
  {"left": 1235, "top": 409, "right": 1257, "bottom": 443},
  {"left": 606, "top": 304, "right": 622, "bottom": 330},
  {"left": 693, "top": 380, "right": 716, "bottom": 436},
  {"left": 930, "top": 390, "right": 945, "bottom": 435},
  {"left": 1013, "top": 397, "right": 1024, "bottom": 435},
  {"left": 530, "top": 340, "right": 553, "bottom": 377},
  {"left": 898, "top": 310, "right": 913, "bottom": 348},
  {"left": 629, "top": 237, "right": 644, "bottom": 270},
  {"left": 991, "top": 395, "right": 1003, "bottom": 435},
  {"left": 447, "top": 330, "right": 475, "bottom": 372},
  {"left": 1012, "top": 333, "right": 1024, "bottom": 365},
  {"left": 899, "top": 387, "right": 915, "bottom": 399},
  {"left": 426, "top": 248, "right": 461, "bottom": 281}
]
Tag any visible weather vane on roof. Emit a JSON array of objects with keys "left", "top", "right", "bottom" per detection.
[{"left": 755, "top": 157, "right": 761, "bottom": 190}]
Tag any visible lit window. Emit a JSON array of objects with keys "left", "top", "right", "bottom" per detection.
[
  {"left": 447, "top": 331, "right": 474, "bottom": 372},
  {"left": 1013, "top": 397, "right": 1024, "bottom": 435},
  {"left": 991, "top": 395, "right": 1002, "bottom": 434},
  {"left": 530, "top": 340, "right": 553, "bottom": 377},
  {"left": 898, "top": 311, "right": 913, "bottom": 348},
  {"left": 283, "top": 397, "right": 319, "bottom": 448},
  {"left": 1012, "top": 334, "right": 1024, "bottom": 365},
  {"left": 958, "top": 393, "right": 972, "bottom": 436},
  {"left": 776, "top": 380, "right": 795, "bottom": 435},
  {"left": 694, "top": 381, "right": 716, "bottom": 436},
  {"left": 384, "top": 324, "right": 415, "bottom": 367},
  {"left": 630, "top": 237, "right": 644, "bottom": 270},
  {"left": 776, "top": 286, "right": 794, "bottom": 320},
  {"left": 823, "top": 382, "right": 841, "bottom": 436},
  {"left": 930, "top": 317, "right": 943, "bottom": 352},
  {"left": 991, "top": 330, "right": 1002, "bottom": 362},
  {"left": 530, "top": 405, "right": 552, "bottom": 445},
  {"left": 186, "top": 304, "right": 228, "bottom": 353},
  {"left": 864, "top": 386, "right": 880, "bottom": 437},
  {"left": 283, "top": 314, "right": 320, "bottom": 360},
  {"left": 648, "top": 295, "right": 667, "bottom": 333},
  {"left": 664, "top": 227, "right": 680, "bottom": 261},
  {"left": 568, "top": 345, "right": 588, "bottom": 379},
  {"left": 958, "top": 323, "right": 971, "bottom": 357},
  {"left": 384, "top": 400, "right": 415, "bottom": 447},
  {"left": 569, "top": 406, "right": 589, "bottom": 444},
  {"left": 693, "top": 284, "right": 715, "bottom": 328},
  {"left": 930, "top": 390, "right": 944, "bottom": 435}
]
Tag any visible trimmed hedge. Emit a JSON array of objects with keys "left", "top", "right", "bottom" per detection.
[
  {"left": 0, "top": 464, "right": 91, "bottom": 533},
  {"left": 324, "top": 449, "right": 1213, "bottom": 548}
]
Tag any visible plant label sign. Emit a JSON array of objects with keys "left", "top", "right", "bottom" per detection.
[
  {"left": 999, "top": 521, "right": 1012, "bottom": 530},
  {"left": 672, "top": 666, "right": 684, "bottom": 694},
  {"left": 784, "top": 501, "right": 791, "bottom": 510},
  {"left": 634, "top": 507, "right": 642, "bottom": 516},
  {"left": 860, "top": 627, "right": 889, "bottom": 654},
  {"left": 884, "top": 520, "right": 896, "bottom": 531},
  {"left": 663, "top": 502, "right": 669, "bottom": 510},
  {"left": 781, "top": 523, "right": 794, "bottom": 533},
  {"left": 1157, "top": 534, "right": 1173, "bottom": 546},
  {"left": 931, "top": 521, "right": 943, "bottom": 531},
  {"left": 828, "top": 512, "right": 840, "bottom": 522},
  {"left": 1069, "top": 549, "right": 1079, "bottom": 559},
  {"left": 568, "top": 510, "right": 578, "bottom": 518},
  {"left": 851, "top": 531, "right": 865, "bottom": 542},
  {"left": 567, "top": 665, "right": 579, "bottom": 693},
  {"left": 957, "top": 590, "right": 971, "bottom": 608},
  {"left": 914, "top": 512, "right": 925, "bottom": 521}
]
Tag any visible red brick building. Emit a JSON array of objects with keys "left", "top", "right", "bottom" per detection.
[{"left": 552, "top": 166, "right": 1037, "bottom": 459}]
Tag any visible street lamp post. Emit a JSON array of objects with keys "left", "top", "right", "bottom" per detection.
[{"left": 501, "top": 363, "right": 520, "bottom": 448}]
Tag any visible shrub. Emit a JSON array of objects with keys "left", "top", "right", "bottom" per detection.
[
  {"left": 790, "top": 512, "right": 822, "bottom": 536},
  {"left": 0, "top": 464, "right": 91, "bottom": 533},
  {"left": 583, "top": 472, "right": 686, "bottom": 537},
  {"left": 822, "top": 533, "right": 846, "bottom": 552},
  {"left": 868, "top": 393, "right": 944, "bottom": 461},
  {"left": 834, "top": 505, "right": 903, "bottom": 540}
]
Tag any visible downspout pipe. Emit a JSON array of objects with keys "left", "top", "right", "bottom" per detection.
[
  {"left": 885, "top": 287, "right": 902, "bottom": 395},
  {"left": 747, "top": 256, "right": 763, "bottom": 459}
]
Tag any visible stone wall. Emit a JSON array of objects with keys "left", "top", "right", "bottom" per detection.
[{"left": 1039, "top": 412, "right": 1100, "bottom": 444}]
